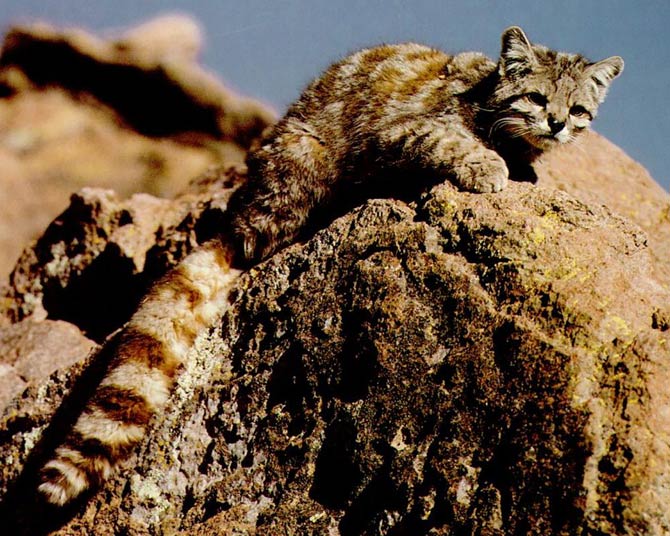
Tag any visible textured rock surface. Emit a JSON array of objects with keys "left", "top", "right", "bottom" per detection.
[
  {"left": 0, "top": 319, "right": 96, "bottom": 410},
  {"left": 537, "top": 131, "right": 670, "bottom": 284},
  {"left": 0, "top": 165, "right": 669, "bottom": 534},
  {"left": 0, "top": 166, "right": 245, "bottom": 340},
  {"left": 0, "top": 15, "right": 275, "bottom": 279}
]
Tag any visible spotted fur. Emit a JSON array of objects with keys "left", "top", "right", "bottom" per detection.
[{"left": 39, "top": 26, "right": 622, "bottom": 506}]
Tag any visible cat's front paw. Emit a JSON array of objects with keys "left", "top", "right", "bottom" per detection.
[{"left": 452, "top": 153, "right": 509, "bottom": 193}]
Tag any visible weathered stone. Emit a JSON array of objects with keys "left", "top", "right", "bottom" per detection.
[
  {"left": 1, "top": 174, "right": 668, "bottom": 535},
  {"left": 0, "top": 319, "right": 96, "bottom": 410},
  {"left": 0, "top": 15, "right": 669, "bottom": 536},
  {"left": 0, "top": 166, "right": 244, "bottom": 341},
  {"left": 537, "top": 130, "right": 670, "bottom": 283}
]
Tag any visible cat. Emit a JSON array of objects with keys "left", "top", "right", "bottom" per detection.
[{"left": 37, "top": 26, "right": 622, "bottom": 506}]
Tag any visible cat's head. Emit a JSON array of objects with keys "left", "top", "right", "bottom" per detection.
[{"left": 491, "top": 26, "right": 623, "bottom": 150}]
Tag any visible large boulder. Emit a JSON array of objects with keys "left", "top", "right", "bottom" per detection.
[
  {"left": 536, "top": 131, "right": 670, "bottom": 283},
  {"left": 0, "top": 13, "right": 669, "bottom": 536},
  {"left": 0, "top": 135, "right": 669, "bottom": 534}
]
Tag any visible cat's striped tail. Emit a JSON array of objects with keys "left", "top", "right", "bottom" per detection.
[{"left": 37, "top": 240, "right": 241, "bottom": 506}]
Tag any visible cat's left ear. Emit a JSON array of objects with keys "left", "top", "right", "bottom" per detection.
[
  {"left": 586, "top": 56, "right": 624, "bottom": 101},
  {"left": 500, "top": 26, "right": 537, "bottom": 77}
]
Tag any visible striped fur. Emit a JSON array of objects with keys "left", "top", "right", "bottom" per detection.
[
  {"left": 39, "top": 240, "right": 241, "bottom": 505},
  {"left": 38, "top": 27, "right": 622, "bottom": 506},
  {"left": 228, "top": 27, "right": 622, "bottom": 261}
]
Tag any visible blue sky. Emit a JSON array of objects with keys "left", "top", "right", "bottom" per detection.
[{"left": 1, "top": 0, "right": 668, "bottom": 189}]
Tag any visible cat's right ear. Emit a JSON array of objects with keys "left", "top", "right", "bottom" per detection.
[{"left": 500, "top": 26, "right": 537, "bottom": 78}]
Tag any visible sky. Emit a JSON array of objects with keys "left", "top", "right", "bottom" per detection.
[{"left": 0, "top": 0, "right": 668, "bottom": 190}]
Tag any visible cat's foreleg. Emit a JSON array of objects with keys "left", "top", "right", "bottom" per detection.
[{"left": 381, "top": 117, "right": 509, "bottom": 193}]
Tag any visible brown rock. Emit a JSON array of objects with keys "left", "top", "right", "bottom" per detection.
[
  {"left": 0, "top": 15, "right": 275, "bottom": 280},
  {"left": 0, "top": 147, "right": 668, "bottom": 534},
  {"left": 0, "top": 165, "right": 245, "bottom": 341},
  {"left": 536, "top": 130, "right": 670, "bottom": 283},
  {"left": 0, "top": 319, "right": 96, "bottom": 410},
  {"left": 0, "top": 19, "right": 668, "bottom": 532}
]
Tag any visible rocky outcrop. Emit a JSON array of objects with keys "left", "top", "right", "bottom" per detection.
[
  {"left": 0, "top": 165, "right": 245, "bottom": 339},
  {"left": 0, "top": 319, "right": 96, "bottom": 409},
  {"left": 1, "top": 142, "right": 669, "bottom": 534},
  {"left": 0, "top": 15, "right": 275, "bottom": 279},
  {"left": 1, "top": 14, "right": 669, "bottom": 536}
]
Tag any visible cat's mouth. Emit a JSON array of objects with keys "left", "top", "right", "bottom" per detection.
[
  {"left": 492, "top": 116, "right": 571, "bottom": 148},
  {"left": 528, "top": 130, "right": 570, "bottom": 148},
  {"left": 525, "top": 132, "right": 559, "bottom": 149}
]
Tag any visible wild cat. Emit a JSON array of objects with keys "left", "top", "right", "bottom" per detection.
[{"left": 38, "top": 26, "right": 622, "bottom": 505}]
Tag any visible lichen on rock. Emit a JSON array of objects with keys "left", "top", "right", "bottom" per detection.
[{"left": 1, "top": 167, "right": 669, "bottom": 535}]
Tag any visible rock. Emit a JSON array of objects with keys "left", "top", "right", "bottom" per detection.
[
  {"left": 536, "top": 131, "right": 670, "bottom": 283},
  {"left": 0, "top": 15, "right": 275, "bottom": 280},
  {"left": 0, "top": 165, "right": 245, "bottom": 341},
  {"left": 0, "top": 15, "right": 669, "bottom": 535},
  {"left": 0, "top": 160, "right": 669, "bottom": 534},
  {"left": 0, "top": 319, "right": 96, "bottom": 410}
]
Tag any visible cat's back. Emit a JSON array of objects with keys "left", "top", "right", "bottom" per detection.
[
  {"left": 285, "top": 43, "right": 495, "bottom": 133},
  {"left": 295, "top": 43, "right": 450, "bottom": 110}
]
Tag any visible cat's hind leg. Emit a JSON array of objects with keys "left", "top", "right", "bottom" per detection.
[{"left": 229, "top": 119, "right": 339, "bottom": 263}]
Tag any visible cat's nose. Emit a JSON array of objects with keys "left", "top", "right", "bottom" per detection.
[{"left": 548, "top": 116, "right": 565, "bottom": 134}]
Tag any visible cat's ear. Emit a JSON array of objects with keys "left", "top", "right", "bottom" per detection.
[
  {"left": 586, "top": 56, "right": 624, "bottom": 101},
  {"left": 500, "top": 26, "right": 537, "bottom": 77}
]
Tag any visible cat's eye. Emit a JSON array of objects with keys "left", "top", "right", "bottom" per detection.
[
  {"left": 570, "top": 105, "right": 592, "bottom": 119},
  {"left": 526, "top": 92, "right": 547, "bottom": 107}
]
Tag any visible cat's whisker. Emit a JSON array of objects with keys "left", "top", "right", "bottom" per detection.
[
  {"left": 570, "top": 137, "right": 589, "bottom": 155},
  {"left": 507, "top": 127, "right": 533, "bottom": 140},
  {"left": 490, "top": 117, "right": 527, "bottom": 139},
  {"left": 471, "top": 104, "right": 496, "bottom": 113}
]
